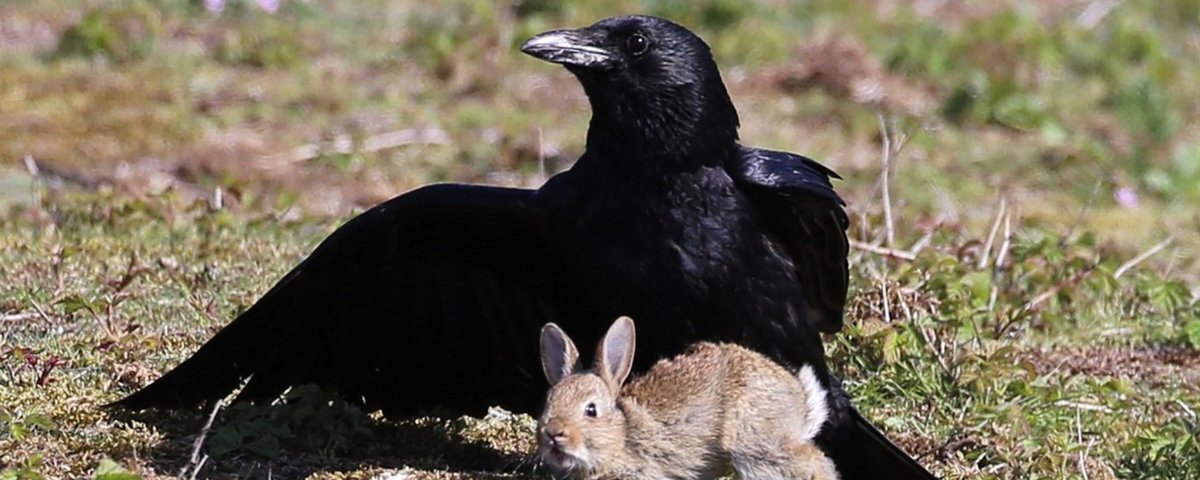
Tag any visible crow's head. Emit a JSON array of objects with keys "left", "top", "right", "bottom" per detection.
[{"left": 522, "top": 16, "right": 739, "bottom": 161}]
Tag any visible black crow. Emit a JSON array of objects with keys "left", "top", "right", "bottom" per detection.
[{"left": 113, "top": 15, "right": 935, "bottom": 479}]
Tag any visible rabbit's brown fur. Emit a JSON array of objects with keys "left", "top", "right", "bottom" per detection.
[{"left": 538, "top": 317, "right": 839, "bottom": 480}]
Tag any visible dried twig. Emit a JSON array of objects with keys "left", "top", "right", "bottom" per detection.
[
  {"left": 26, "top": 297, "right": 54, "bottom": 324},
  {"left": 897, "top": 280, "right": 953, "bottom": 375},
  {"left": 23, "top": 155, "right": 48, "bottom": 239},
  {"left": 913, "top": 323, "right": 951, "bottom": 375},
  {"left": 995, "top": 206, "right": 1015, "bottom": 272},
  {"left": 909, "top": 227, "right": 936, "bottom": 256},
  {"left": 1176, "top": 399, "right": 1198, "bottom": 419},
  {"left": 0, "top": 313, "right": 39, "bottom": 323},
  {"left": 24, "top": 155, "right": 41, "bottom": 203},
  {"left": 23, "top": 154, "right": 40, "bottom": 176},
  {"left": 1114, "top": 237, "right": 1173, "bottom": 279},
  {"left": 849, "top": 239, "right": 917, "bottom": 261},
  {"left": 212, "top": 186, "right": 223, "bottom": 211},
  {"left": 927, "top": 180, "right": 959, "bottom": 225},
  {"left": 877, "top": 115, "right": 903, "bottom": 247},
  {"left": 179, "top": 400, "right": 222, "bottom": 479},
  {"left": 1077, "top": 0, "right": 1122, "bottom": 29},
  {"left": 881, "top": 277, "right": 891, "bottom": 325},
  {"left": 187, "top": 455, "right": 209, "bottom": 480}
]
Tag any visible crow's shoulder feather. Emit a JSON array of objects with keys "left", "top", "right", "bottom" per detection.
[{"left": 729, "top": 146, "right": 850, "bottom": 333}]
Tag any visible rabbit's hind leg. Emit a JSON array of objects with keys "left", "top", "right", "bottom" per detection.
[{"left": 730, "top": 441, "right": 839, "bottom": 480}]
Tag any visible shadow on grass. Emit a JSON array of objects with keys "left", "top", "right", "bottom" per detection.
[{"left": 104, "top": 388, "right": 538, "bottom": 479}]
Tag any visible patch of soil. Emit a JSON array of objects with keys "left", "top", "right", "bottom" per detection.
[
  {"left": 1022, "top": 345, "right": 1200, "bottom": 386},
  {"left": 755, "top": 35, "right": 937, "bottom": 117}
]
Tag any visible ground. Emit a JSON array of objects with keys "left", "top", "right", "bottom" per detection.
[{"left": 1, "top": 0, "right": 1198, "bottom": 479}]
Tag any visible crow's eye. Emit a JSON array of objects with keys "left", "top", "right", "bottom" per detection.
[
  {"left": 584, "top": 402, "right": 597, "bottom": 417},
  {"left": 624, "top": 33, "right": 650, "bottom": 57}
]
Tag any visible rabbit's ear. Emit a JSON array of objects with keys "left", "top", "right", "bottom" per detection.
[
  {"left": 597, "top": 316, "right": 636, "bottom": 389},
  {"left": 540, "top": 323, "right": 579, "bottom": 386}
]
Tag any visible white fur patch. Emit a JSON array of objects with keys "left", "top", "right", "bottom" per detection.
[{"left": 796, "top": 365, "right": 829, "bottom": 440}]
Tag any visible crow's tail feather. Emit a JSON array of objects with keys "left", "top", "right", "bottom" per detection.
[{"left": 834, "top": 407, "right": 939, "bottom": 480}]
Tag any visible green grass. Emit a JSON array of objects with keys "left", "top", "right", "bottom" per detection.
[{"left": 1, "top": 0, "right": 1198, "bottom": 478}]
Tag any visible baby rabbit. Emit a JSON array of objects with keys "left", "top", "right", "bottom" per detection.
[{"left": 537, "top": 316, "right": 839, "bottom": 480}]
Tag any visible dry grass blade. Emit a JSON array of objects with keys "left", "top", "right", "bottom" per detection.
[
  {"left": 988, "top": 206, "right": 1015, "bottom": 313},
  {"left": 978, "top": 196, "right": 1007, "bottom": 270},
  {"left": 1018, "top": 264, "right": 1098, "bottom": 315},
  {"left": 270, "top": 128, "right": 452, "bottom": 166},
  {"left": 1114, "top": 237, "right": 1173, "bottom": 279},
  {"left": 1078, "top": 0, "right": 1122, "bottom": 29}
]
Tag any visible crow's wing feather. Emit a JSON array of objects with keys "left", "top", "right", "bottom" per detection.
[
  {"left": 730, "top": 147, "right": 850, "bottom": 333},
  {"left": 844, "top": 408, "right": 940, "bottom": 479},
  {"left": 111, "top": 184, "right": 565, "bottom": 415}
]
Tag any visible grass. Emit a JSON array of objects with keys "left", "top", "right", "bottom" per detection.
[{"left": 1, "top": 0, "right": 1199, "bottom": 478}]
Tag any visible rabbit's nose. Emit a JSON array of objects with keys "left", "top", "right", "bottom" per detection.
[{"left": 542, "top": 426, "right": 567, "bottom": 445}]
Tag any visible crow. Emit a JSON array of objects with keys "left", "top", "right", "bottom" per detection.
[{"left": 112, "top": 15, "right": 935, "bottom": 479}]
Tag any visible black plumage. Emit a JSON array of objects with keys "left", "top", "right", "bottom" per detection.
[{"left": 112, "top": 15, "right": 935, "bottom": 479}]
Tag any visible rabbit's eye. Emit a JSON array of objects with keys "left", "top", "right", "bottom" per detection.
[{"left": 584, "top": 402, "right": 597, "bottom": 418}]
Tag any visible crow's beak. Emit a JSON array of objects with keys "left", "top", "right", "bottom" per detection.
[{"left": 520, "top": 29, "right": 615, "bottom": 70}]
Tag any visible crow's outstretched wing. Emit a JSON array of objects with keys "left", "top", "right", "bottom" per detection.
[
  {"left": 112, "top": 184, "right": 566, "bottom": 416},
  {"left": 730, "top": 146, "right": 850, "bottom": 334}
]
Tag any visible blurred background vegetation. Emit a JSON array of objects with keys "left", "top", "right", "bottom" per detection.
[{"left": 1, "top": 0, "right": 1198, "bottom": 479}]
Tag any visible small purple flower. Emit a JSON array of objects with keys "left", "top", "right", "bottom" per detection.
[
  {"left": 204, "top": 0, "right": 225, "bottom": 13},
  {"left": 256, "top": 0, "right": 280, "bottom": 13},
  {"left": 1114, "top": 187, "right": 1139, "bottom": 208}
]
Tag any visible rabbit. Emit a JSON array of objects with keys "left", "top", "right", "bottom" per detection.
[{"left": 536, "top": 316, "right": 839, "bottom": 480}]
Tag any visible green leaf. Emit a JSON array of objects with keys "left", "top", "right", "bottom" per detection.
[
  {"left": 206, "top": 425, "right": 241, "bottom": 457},
  {"left": 23, "top": 414, "right": 55, "bottom": 432},
  {"left": 992, "top": 93, "right": 1048, "bottom": 130},
  {"left": 10, "top": 422, "right": 27, "bottom": 441},
  {"left": 880, "top": 329, "right": 900, "bottom": 365},
  {"left": 93, "top": 457, "right": 139, "bottom": 480},
  {"left": 1184, "top": 314, "right": 1200, "bottom": 348},
  {"left": 1103, "top": 378, "right": 1136, "bottom": 396},
  {"left": 0, "top": 455, "right": 45, "bottom": 480},
  {"left": 57, "top": 295, "right": 95, "bottom": 315},
  {"left": 244, "top": 435, "right": 282, "bottom": 458}
]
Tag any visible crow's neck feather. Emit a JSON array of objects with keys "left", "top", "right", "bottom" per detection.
[{"left": 580, "top": 81, "right": 739, "bottom": 171}]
